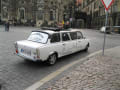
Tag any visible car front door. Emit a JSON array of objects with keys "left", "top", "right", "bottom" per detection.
[
  {"left": 69, "top": 32, "right": 77, "bottom": 52},
  {"left": 77, "top": 31, "right": 84, "bottom": 50},
  {"left": 61, "top": 32, "right": 72, "bottom": 56}
]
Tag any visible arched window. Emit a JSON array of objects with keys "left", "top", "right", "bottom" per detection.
[
  {"left": 50, "top": 10, "right": 54, "bottom": 20},
  {"left": 19, "top": 8, "right": 25, "bottom": 19},
  {"left": 3, "top": 6, "right": 8, "bottom": 19},
  {"left": 37, "top": 9, "right": 43, "bottom": 20}
]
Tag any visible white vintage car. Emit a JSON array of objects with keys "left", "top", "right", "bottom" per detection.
[{"left": 14, "top": 28, "right": 89, "bottom": 65}]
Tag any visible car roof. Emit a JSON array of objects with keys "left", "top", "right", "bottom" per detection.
[{"left": 32, "top": 27, "right": 82, "bottom": 35}]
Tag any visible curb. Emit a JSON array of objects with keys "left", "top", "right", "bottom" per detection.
[
  {"left": 25, "top": 50, "right": 102, "bottom": 90},
  {"left": 111, "top": 32, "right": 120, "bottom": 36},
  {"left": 26, "top": 45, "right": 120, "bottom": 90}
]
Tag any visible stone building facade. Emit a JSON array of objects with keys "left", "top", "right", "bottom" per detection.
[
  {"left": 1, "top": 0, "right": 38, "bottom": 25},
  {"left": 0, "top": 0, "right": 74, "bottom": 27},
  {"left": 81, "top": 0, "right": 120, "bottom": 29},
  {"left": 0, "top": 0, "right": 1, "bottom": 20},
  {"left": 40, "top": 0, "right": 74, "bottom": 27}
]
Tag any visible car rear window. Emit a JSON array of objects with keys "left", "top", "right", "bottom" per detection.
[{"left": 27, "top": 32, "right": 49, "bottom": 43}]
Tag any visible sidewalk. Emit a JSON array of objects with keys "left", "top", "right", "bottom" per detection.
[{"left": 39, "top": 46, "right": 120, "bottom": 90}]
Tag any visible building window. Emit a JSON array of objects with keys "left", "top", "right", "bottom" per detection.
[
  {"left": 2, "top": 6, "right": 8, "bottom": 19},
  {"left": 37, "top": 10, "right": 43, "bottom": 20},
  {"left": 50, "top": 10, "right": 54, "bottom": 20},
  {"left": 19, "top": 8, "right": 25, "bottom": 19},
  {"left": 21, "top": 1, "right": 25, "bottom": 4},
  {"left": 2, "top": 0, "right": 8, "bottom": 3},
  {"left": 51, "top": 1, "right": 53, "bottom": 5}
]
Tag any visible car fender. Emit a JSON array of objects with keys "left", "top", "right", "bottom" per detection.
[{"left": 47, "top": 51, "right": 58, "bottom": 59}]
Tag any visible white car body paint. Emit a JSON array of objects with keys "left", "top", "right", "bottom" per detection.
[{"left": 14, "top": 29, "right": 89, "bottom": 62}]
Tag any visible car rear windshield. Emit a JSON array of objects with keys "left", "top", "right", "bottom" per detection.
[{"left": 27, "top": 32, "right": 49, "bottom": 43}]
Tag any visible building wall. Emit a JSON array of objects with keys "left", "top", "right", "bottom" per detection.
[
  {"left": 81, "top": 0, "right": 120, "bottom": 29},
  {"left": 36, "top": 0, "right": 44, "bottom": 26},
  {"left": 1, "top": 0, "right": 74, "bottom": 27},
  {"left": 0, "top": 0, "right": 1, "bottom": 19},
  {"left": 1, "top": 0, "right": 37, "bottom": 24},
  {"left": 1, "top": 0, "right": 9, "bottom": 21},
  {"left": 37, "top": 0, "right": 74, "bottom": 27}
]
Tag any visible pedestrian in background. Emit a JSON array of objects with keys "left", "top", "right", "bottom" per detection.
[
  {"left": 6, "top": 21, "right": 10, "bottom": 32},
  {"left": 65, "top": 21, "right": 70, "bottom": 29},
  {"left": 5, "top": 22, "right": 7, "bottom": 31}
]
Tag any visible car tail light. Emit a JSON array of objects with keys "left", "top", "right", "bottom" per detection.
[
  {"left": 16, "top": 49, "right": 18, "bottom": 54},
  {"left": 14, "top": 42, "right": 18, "bottom": 54}
]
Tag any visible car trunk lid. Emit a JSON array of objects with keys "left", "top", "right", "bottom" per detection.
[{"left": 16, "top": 40, "right": 44, "bottom": 60}]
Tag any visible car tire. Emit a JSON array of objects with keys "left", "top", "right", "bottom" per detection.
[
  {"left": 84, "top": 43, "right": 89, "bottom": 52},
  {"left": 24, "top": 59, "right": 33, "bottom": 63},
  {"left": 47, "top": 54, "right": 57, "bottom": 65}
]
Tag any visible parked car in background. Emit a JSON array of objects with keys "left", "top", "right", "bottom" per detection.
[
  {"left": 14, "top": 28, "right": 90, "bottom": 65},
  {"left": 100, "top": 26, "right": 111, "bottom": 34},
  {"left": 112, "top": 26, "right": 120, "bottom": 34}
]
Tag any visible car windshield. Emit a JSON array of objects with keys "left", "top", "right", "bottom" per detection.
[{"left": 28, "top": 32, "right": 49, "bottom": 43}]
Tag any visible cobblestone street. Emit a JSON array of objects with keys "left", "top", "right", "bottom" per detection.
[
  {"left": 0, "top": 0, "right": 120, "bottom": 90},
  {"left": 0, "top": 25, "right": 120, "bottom": 90},
  {"left": 41, "top": 50, "right": 120, "bottom": 90}
]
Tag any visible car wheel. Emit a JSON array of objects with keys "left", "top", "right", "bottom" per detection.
[
  {"left": 84, "top": 43, "right": 89, "bottom": 52},
  {"left": 24, "top": 59, "right": 33, "bottom": 63},
  {"left": 47, "top": 54, "right": 57, "bottom": 65}
]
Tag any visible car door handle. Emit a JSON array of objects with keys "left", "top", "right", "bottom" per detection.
[{"left": 78, "top": 41, "right": 81, "bottom": 43}]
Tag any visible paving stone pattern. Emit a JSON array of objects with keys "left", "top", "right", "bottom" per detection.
[
  {"left": 43, "top": 56, "right": 120, "bottom": 90},
  {"left": 0, "top": 25, "right": 120, "bottom": 90}
]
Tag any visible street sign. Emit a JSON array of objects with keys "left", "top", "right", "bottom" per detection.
[
  {"left": 101, "top": 0, "right": 114, "bottom": 55},
  {"left": 101, "top": 0, "right": 114, "bottom": 11}
]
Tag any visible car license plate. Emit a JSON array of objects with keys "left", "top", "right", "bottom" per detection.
[{"left": 21, "top": 49, "right": 31, "bottom": 56}]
